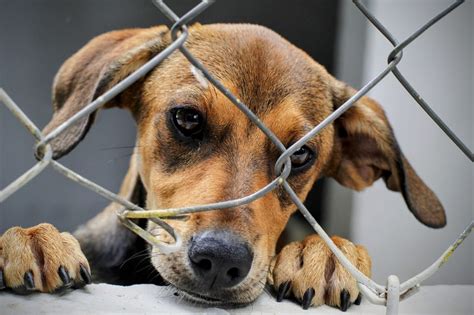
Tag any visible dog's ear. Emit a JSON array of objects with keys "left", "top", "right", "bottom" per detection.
[
  {"left": 42, "top": 26, "right": 170, "bottom": 159},
  {"left": 327, "top": 78, "right": 446, "bottom": 228}
]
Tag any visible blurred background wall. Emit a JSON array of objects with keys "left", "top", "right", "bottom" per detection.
[
  {"left": 333, "top": 0, "right": 473, "bottom": 285},
  {"left": 1, "top": 0, "right": 472, "bottom": 286}
]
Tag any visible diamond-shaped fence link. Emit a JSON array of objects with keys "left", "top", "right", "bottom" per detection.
[{"left": 0, "top": 0, "right": 472, "bottom": 314}]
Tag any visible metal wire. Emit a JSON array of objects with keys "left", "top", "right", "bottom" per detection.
[
  {"left": 1, "top": 0, "right": 472, "bottom": 314},
  {"left": 354, "top": 0, "right": 473, "bottom": 162}
]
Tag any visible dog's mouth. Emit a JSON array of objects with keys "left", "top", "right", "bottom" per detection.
[
  {"left": 179, "top": 288, "right": 223, "bottom": 304},
  {"left": 175, "top": 286, "right": 250, "bottom": 307}
]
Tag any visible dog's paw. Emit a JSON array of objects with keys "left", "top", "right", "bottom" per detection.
[
  {"left": 268, "top": 234, "right": 371, "bottom": 311},
  {"left": 0, "top": 223, "right": 91, "bottom": 294}
]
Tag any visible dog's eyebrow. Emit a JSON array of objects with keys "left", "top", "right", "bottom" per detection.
[
  {"left": 288, "top": 124, "right": 318, "bottom": 146},
  {"left": 162, "top": 84, "right": 212, "bottom": 109}
]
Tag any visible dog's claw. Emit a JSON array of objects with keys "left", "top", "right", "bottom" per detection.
[
  {"left": 73, "top": 265, "right": 91, "bottom": 289},
  {"left": 340, "top": 289, "right": 351, "bottom": 312},
  {"left": 79, "top": 264, "right": 92, "bottom": 284},
  {"left": 302, "top": 288, "right": 315, "bottom": 310},
  {"left": 0, "top": 269, "right": 5, "bottom": 290},
  {"left": 276, "top": 281, "right": 291, "bottom": 302},
  {"left": 54, "top": 285, "right": 71, "bottom": 295},
  {"left": 58, "top": 266, "right": 71, "bottom": 286},
  {"left": 354, "top": 292, "right": 362, "bottom": 305},
  {"left": 24, "top": 271, "right": 35, "bottom": 291},
  {"left": 12, "top": 285, "right": 31, "bottom": 295}
]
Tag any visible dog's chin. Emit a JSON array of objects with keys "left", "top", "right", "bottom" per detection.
[
  {"left": 149, "top": 244, "right": 264, "bottom": 307},
  {"left": 151, "top": 259, "right": 257, "bottom": 307},
  {"left": 175, "top": 286, "right": 252, "bottom": 308}
]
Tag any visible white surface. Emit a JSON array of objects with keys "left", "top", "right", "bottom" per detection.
[
  {"left": 0, "top": 284, "right": 472, "bottom": 315},
  {"left": 340, "top": 0, "right": 473, "bottom": 286}
]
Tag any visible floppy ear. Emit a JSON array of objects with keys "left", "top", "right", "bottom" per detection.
[
  {"left": 42, "top": 26, "right": 170, "bottom": 159},
  {"left": 328, "top": 78, "right": 446, "bottom": 228}
]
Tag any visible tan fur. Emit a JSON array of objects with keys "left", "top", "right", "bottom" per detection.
[
  {"left": 0, "top": 224, "right": 89, "bottom": 292},
  {"left": 269, "top": 235, "right": 371, "bottom": 308},
  {"left": 0, "top": 23, "right": 445, "bottom": 308}
]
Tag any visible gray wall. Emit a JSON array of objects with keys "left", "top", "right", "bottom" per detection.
[
  {"left": 334, "top": 0, "right": 473, "bottom": 285},
  {"left": 0, "top": 0, "right": 153, "bottom": 233}
]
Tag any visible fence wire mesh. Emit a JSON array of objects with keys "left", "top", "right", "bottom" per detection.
[{"left": 0, "top": 0, "right": 472, "bottom": 314}]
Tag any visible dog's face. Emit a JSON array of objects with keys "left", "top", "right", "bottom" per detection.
[
  {"left": 43, "top": 24, "right": 446, "bottom": 305},
  {"left": 137, "top": 25, "right": 335, "bottom": 304}
]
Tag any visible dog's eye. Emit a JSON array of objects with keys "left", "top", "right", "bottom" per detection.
[
  {"left": 171, "top": 107, "right": 204, "bottom": 137},
  {"left": 290, "top": 145, "right": 313, "bottom": 169}
]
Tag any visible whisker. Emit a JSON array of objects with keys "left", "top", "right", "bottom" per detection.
[
  {"left": 148, "top": 252, "right": 167, "bottom": 258},
  {"left": 135, "top": 254, "right": 154, "bottom": 267},
  {"left": 119, "top": 249, "right": 149, "bottom": 269},
  {"left": 100, "top": 145, "right": 143, "bottom": 151},
  {"left": 106, "top": 152, "right": 135, "bottom": 164},
  {"left": 148, "top": 271, "right": 163, "bottom": 283},
  {"left": 135, "top": 262, "right": 156, "bottom": 274}
]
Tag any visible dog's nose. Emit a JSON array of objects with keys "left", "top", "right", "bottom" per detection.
[{"left": 188, "top": 230, "right": 253, "bottom": 289}]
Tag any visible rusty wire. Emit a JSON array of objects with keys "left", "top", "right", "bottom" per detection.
[{"left": 0, "top": 0, "right": 472, "bottom": 314}]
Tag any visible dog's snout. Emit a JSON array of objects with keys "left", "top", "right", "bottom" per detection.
[{"left": 188, "top": 230, "right": 253, "bottom": 289}]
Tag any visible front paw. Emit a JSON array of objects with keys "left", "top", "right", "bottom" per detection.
[
  {"left": 268, "top": 234, "right": 371, "bottom": 311},
  {"left": 0, "top": 223, "right": 91, "bottom": 294}
]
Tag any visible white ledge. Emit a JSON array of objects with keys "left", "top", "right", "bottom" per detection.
[{"left": 1, "top": 284, "right": 472, "bottom": 314}]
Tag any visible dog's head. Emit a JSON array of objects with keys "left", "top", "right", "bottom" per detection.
[{"left": 43, "top": 24, "right": 446, "bottom": 305}]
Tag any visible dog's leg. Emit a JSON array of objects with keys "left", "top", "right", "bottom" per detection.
[
  {"left": 0, "top": 223, "right": 91, "bottom": 293},
  {"left": 72, "top": 153, "right": 160, "bottom": 285},
  {"left": 268, "top": 234, "right": 371, "bottom": 311}
]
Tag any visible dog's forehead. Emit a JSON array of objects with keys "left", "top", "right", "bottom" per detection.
[
  {"left": 187, "top": 24, "right": 330, "bottom": 112},
  {"left": 147, "top": 24, "right": 332, "bottom": 120}
]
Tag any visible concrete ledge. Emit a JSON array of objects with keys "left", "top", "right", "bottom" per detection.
[{"left": 1, "top": 284, "right": 472, "bottom": 314}]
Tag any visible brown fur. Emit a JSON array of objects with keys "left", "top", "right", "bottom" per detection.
[{"left": 0, "top": 24, "right": 445, "bottom": 309}]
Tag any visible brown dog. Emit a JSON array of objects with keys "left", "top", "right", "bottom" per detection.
[{"left": 0, "top": 24, "right": 446, "bottom": 311}]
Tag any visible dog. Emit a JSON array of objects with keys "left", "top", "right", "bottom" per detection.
[{"left": 0, "top": 24, "right": 446, "bottom": 311}]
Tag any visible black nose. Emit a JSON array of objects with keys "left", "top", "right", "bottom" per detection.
[{"left": 188, "top": 230, "right": 253, "bottom": 289}]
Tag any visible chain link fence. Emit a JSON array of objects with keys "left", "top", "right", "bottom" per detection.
[{"left": 1, "top": 0, "right": 472, "bottom": 314}]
